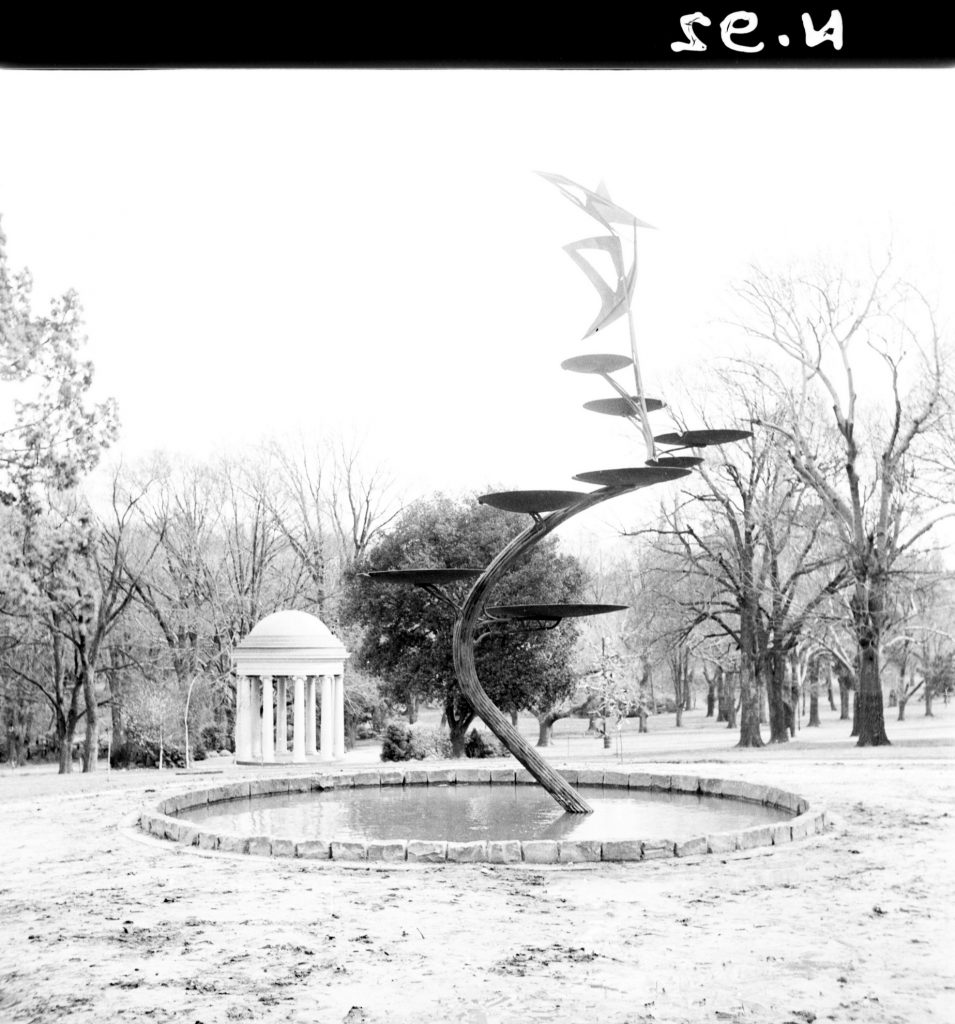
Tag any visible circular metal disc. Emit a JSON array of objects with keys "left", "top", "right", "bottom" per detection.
[
  {"left": 572, "top": 466, "right": 691, "bottom": 488},
  {"left": 646, "top": 456, "right": 704, "bottom": 468},
  {"left": 477, "top": 490, "right": 590, "bottom": 513},
  {"left": 654, "top": 429, "right": 753, "bottom": 447},
  {"left": 560, "top": 353, "right": 633, "bottom": 374},
  {"left": 583, "top": 396, "right": 664, "bottom": 416},
  {"left": 487, "top": 603, "right": 629, "bottom": 620},
  {"left": 364, "top": 569, "right": 483, "bottom": 585}
]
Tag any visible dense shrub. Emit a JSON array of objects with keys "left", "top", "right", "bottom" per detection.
[
  {"left": 344, "top": 669, "right": 390, "bottom": 749},
  {"left": 200, "top": 724, "right": 226, "bottom": 752},
  {"left": 408, "top": 724, "right": 453, "bottom": 760},
  {"left": 126, "top": 730, "right": 207, "bottom": 769},
  {"left": 380, "top": 721, "right": 456, "bottom": 760},
  {"left": 464, "top": 728, "right": 503, "bottom": 759},
  {"left": 380, "top": 722, "right": 506, "bottom": 761},
  {"left": 380, "top": 721, "right": 414, "bottom": 761}
]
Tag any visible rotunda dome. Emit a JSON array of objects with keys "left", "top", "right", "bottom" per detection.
[{"left": 233, "top": 610, "right": 348, "bottom": 676}]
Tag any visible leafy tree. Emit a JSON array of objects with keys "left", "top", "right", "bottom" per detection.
[
  {"left": 0, "top": 218, "right": 120, "bottom": 772},
  {"left": 343, "top": 494, "right": 586, "bottom": 756},
  {"left": 0, "top": 219, "right": 117, "bottom": 508}
]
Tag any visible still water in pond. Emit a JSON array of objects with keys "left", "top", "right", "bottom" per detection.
[{"left": 181, "top": 784, "right": 791, "bottom": 842}]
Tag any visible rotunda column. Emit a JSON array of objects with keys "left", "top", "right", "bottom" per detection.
[
  {"left": 292, "top": 675, "right": 306, "bottom": 762},
  {"left": 320, "top": 675, "right": 334, "bottom": 761},
  {"left": 275, "top": 678, "right": 288, "bottom": 756},
  {"left": 234, "top": 674, "right": 250, "bottom": 762},
  {"left": 260, "top": 675, "right": 275, "bottom": 762},
  {"left": 333, "top": 673, "right": 345, "bottom": 758},
  {"left": 250, "top": 677, "right": 262, "bottom": 760},
  {"left": 306, "top": 676, "right": 318, "bottom": 756}
]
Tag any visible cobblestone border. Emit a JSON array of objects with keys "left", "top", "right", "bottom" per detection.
[{"left": 139, "top": 767, "right": 829, "bottom": 864}]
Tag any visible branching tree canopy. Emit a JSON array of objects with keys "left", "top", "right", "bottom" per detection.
[
  {"left": 342, "top": 494, "right": 586, "bottom": 756},
  {"left": 732, "top": 255, "right": 953, "bottom": 745},
  {"left": 1, "top": 218, "right": 120, "bottom": 772},
  {"left": 0, "top": 219, "right": 117, "bottom": 509}
]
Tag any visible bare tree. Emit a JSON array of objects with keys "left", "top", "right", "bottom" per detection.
[{"left": 736, "top": 256, "right": 953, "bottom": 745}]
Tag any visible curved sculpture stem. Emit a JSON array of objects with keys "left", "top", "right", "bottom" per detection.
[
  {"left": 453, "top": 486, "right": 634, "bottom": 814},
  {"left": 625, "top": 228, "right": 656, "bottom": 462}
]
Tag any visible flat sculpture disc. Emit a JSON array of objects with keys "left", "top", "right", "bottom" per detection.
[
  {"left": 364, "top": 569, "right": 483, "bottom": 585},
  {"left": 583, "top": 396, "right": 664, "bottom": 416},
  {"left": 560, "top": 353, "right": 633, "bottom": 374},
  {"left": 654, "top": 429, "right": 753, "bottom": 447},
  {"left": 572, "top": 466, "right": 691, "bottom": 488},
  {"left": 646, "top": 456, "right": 705, "bottom": 468},
  {"left": 478, "top": 490, "right": 591, "bottom": 514},
  {"left": 487, "top": 603, "right": 629, "bottom": 621}
]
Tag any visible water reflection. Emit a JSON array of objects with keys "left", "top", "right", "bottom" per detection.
[{"left": 183, "top": 784, "right": 791, "bottom": 843}]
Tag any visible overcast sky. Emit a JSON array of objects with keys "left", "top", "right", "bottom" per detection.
[{"left": 1, "top": 68, "right": 952, "bottom": 549}]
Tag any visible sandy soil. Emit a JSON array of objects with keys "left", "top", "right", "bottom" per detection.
[{"left": 1, "top": 706, "right": 953, "bottom": 1024}]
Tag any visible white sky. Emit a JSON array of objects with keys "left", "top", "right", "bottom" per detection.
[{"left": 1, "top": 69, "right": 953, "bottom": 551}]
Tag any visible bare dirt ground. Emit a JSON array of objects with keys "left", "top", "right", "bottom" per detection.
[{"left": 1, "top": 705, "right": 953, "bottom": 1024}]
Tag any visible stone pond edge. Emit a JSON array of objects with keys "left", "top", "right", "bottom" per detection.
[{"left": 138, "top": 767, "right": 829, "bottom": 864}]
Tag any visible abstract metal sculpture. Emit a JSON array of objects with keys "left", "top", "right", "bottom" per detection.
[{"left": 366, "top": 173, "right": 751, "bottom": 813}]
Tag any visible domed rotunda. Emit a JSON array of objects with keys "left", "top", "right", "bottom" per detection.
[{"left": 232, "top": 610, "right": 348, "bottom": 765}]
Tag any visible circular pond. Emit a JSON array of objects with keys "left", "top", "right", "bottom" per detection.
[
  {"left": 181, "top": 783, "right": 791, "bottom": 843},
  {"left": 141, "top": 767, "right": 828, "bottom": 864}
]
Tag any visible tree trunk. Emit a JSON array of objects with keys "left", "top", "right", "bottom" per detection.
[
  {"left": 638, "top": 710, "right": 648, "bottom": 733},
  {"left": 766, "top": 650, "right": 789, "bottom": 744},
  {"left": 850, "top": 584, "right": 890, "bottom": 746},
  {"left": 790, "top": 652, "right": 803, "bottom": 736},
  {"left": 107, "top": 660, "right": 129, "bottom": 768},
  {"left": 444, "top": 696, "right": 475, "bottom": 760},
  {"left": 537, "top": 715, "right": 554, "bottom": 747},
  {"left": 716, "top": 666, "right": 729, "bottom": 723},
  {"left": 924, "top": 678, "right": 934, "bottom": 717},
  {"left": 856, "top": 642, "right": 890, "bottom": 746},
  {"left": 808, "top": 661, "right": 820, "bottom": 727},
  {"left": 183, "top": 675, "right": 197, "bottom": 770},
  {"left": 510, "top": 709, "right": 519, "bottom": 727},
  {"left": 706, "top": 677, "right": 716, "bottom": 717},
  {"left": 738, "top": 679, "right": 762, "bottom": 745},
  {"left": 450, "top": 724, "right": 468, "bottom": 758},
  {"left": 724, "top": 669, "right": 738, "bottom": 729},
  {"left": 57, "top": 725, "right": 75, "bottom": 774},
  {"left": 407, "top": 695, "right": 419, "bottom": 724},
  {"left": 81, "top": 659, "right": 98, "bottom": 773},
  {"left": 839, "top": 678, "right": 851, "bottom": 720},
  {"left": 737, "top": 625, "right": 763, "bottom": 748},
  {"left": 897, "top": 697, "right": 907, "bottom": 722}
]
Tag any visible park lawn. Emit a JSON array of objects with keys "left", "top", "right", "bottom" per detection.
[{"left": 0, "top": 703, "right": 952, "bottom": 1024}]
